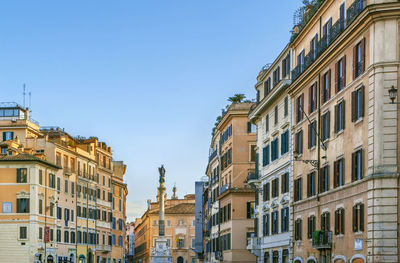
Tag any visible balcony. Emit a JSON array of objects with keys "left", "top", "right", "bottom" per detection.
[
  {"left": 246, "top": 171, "right": 259, "bottom": 185},
  {"left": 219, "top": 184, "right": 229, "bottom": 195},
  {"left": 246, "top": 237, "right": 261, "bottom": 257},
  {"left": 291, "top": 0, "right": 365, "bottom": 81},
  {"left": 63, "top": 167, "right": 75, "bottom": 176},
  {"left": 312, "top": 230, "right": 332, "bottom": 250},
  {"left": 208, "top": 150, "right": 217, "bottom": 163},
  {"left": 96, "top": 244, "right": 112, "bottom": 253}
]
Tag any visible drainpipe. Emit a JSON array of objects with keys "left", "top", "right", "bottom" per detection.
[
  {"left": 317, "top": 73, "right": 322, "bottom": 262},
  {"left": 44, "top": 167, "right": 48, "bottom": 263}
]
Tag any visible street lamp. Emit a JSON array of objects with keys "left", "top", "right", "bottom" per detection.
[{"left": 388, "top": 86, "right": 398, "bottom": 104}]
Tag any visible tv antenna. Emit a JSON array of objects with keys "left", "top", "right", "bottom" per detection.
[{"left": 23, "top": 84, "right": 26, "bottom": 108}]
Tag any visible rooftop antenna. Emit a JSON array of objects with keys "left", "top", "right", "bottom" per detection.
[
  {"left": 29, "top": 92, "right": 32, "bottom": 114},
  {"left": 23, "top": 84, "right": 26, "bottom": 108}
]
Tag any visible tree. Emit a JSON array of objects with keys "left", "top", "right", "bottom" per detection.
[{"left": 228, "top": 94, "right": 246, "bottom": 103}]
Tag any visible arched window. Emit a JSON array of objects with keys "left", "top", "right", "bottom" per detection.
[
  {"left": 177, "top": 256, "right": 184, "bottom": 263},
  {"left": 264, "top": 252, "right": 269, "bottom": 263}
]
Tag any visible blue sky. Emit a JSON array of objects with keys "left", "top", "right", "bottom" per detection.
[{"left": 1, "top": 0, "right": 302, "bottom": 221}]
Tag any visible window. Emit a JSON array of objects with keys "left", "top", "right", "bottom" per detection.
[
  {"left": 284, "top": 96, "right": 288, "bottom": 117},
  {"left": 119, "top": 235, "right": 123, "bottom": 246},
  {"left": 271, "top": 210, "right": 279, "bottom": 234},
  {"left": 319, "top": 166, "right": 329, "bottom": 193},
  {"left": 17, "top": 198, "right": 29, "bottom": 213},
  {"left": 281, "top": 207, "right": 289, "bottom": 232},
  {"left": 272, "top": 251, "right": 279, "bottom": 263},
  {"left": 49, "top": 203, "right": 54, "bottom": 217},
  {"left": 263, "top": 214, "right": 270, "bottom": 236},
  {"left": 310, "top": 34, "right": 318, "bottom": 59},
  {"left": 271, "top": 137, "right": 279, "bottom": 161},
  {"left": 250, "top": 145, "right": 256, "bottom": 162},
  {"left": 282, "top": 249, "right": 289, "bottom": 263},
  {"left": 307, "top": 215, "right": 316, "bottom": 239},
  {"left": 334, "top": 158, "right": 345, "bottom": 188},
  {"left": 321, "top": 212, "right": 330, "bottom": 231},
  {"left": 50, "top": 229, "right": 54, "bottom": 241},
  {"left": 335, "top": 208, "right": 345, "bottom": 235},
  {"left": 57, "top": 207, "right": 62, "bottom": 219},
  {"left": 353, "top": 203, "right": 364, "bottom": 232},
  {"left": 295, "top": 219, "right": 302, "bottom": 240},
  {"left": 281, "top": 173, "right": 289, "bottom": 194},
  {"left": 65, "top": 179, "right": 68, "bottom": 193},
  {"left": 321, "top": 111, "right": 330, "bottom": 141},
  {"left": 297, "top": 49, "right": 305, "bottom": 72},
  {"left": 2, "top": 131, "right": 14, "bottom": 141},
  {"left": 246, "top": 202, "right": 255, "bottom": 219},
  {"left": 322, "top": 18, "right": 332, "bottom": 45},
  {"left": 71, "top": 231, "right": 76, "bottom": 243},
  {"left": 19, "top": 226, "right": 27, "bottom": 239},
  {"left": 335, "top": 56, "right": 346, "bottom": 92},
  {"left": 265, "top": 114, "right": 269, "bottom": 132},
  {"left": 281, "top": 130, "right": 289, "bottom": 155},
  {"left": 308, "top": 121, "right": 316, "bottom": 149},
  {"left": 39, "top": 170, "right": 43, "bottom": 185},
  {"left": 264, "top": 252, "right": 270, "bottom": 263},
  {"left": 295, "top": 130, "right": 303, "bottom": 155},
  {"left": 322, "top": 70, "right": 331, "bottom": 103},
  {"left": 294, "top": 178, "right": 302, "bottom": 202},
  {"left": 296, "top": 94, "right": 304, "bottom": 123},
  {"left": 352, "top": 149, "right": 363, "bottom": 181},
  {"left": 39, "top": 199, "right": 43, "bottom": 214},
  {"left": 271, "top": 178, "right": 279, "bottom": 198},
  {"left": 274, "top": 105, "right": 278, "bottom": 125},
  {"left": 77, "top": 231, "right": 82, "bottom": 243},
  {"left": 353, "top": 38, "right": 365, "bottom": 79},
  {"left": 273, "top": 67, "right": 280, "bottom": 86},
  {"left": 263, "top": 183, "right": 270, "bottom": 201},
  {"left": 335, "top": 100, "right": 345, "bottom": 133},
  {"left": 352, "top": 86, "right": 365, "bottom": 122},
  {"left": 64, "top": 230, "right": 69, "bottom": 243},
  {"left": 282, "top": 54, "right": 290, "bottom": 78},
  {"left": 39, "top": 227, "right": 43, "bottom": 240},
  {"left": 309, "top": 83, "right": 317, "bottom": 113},
  {"left": 307, "top": 172, "right": 316, "bottom": 197},
  {"left": 49, "top": 174, "right": 55, "bottom": 188},
  {"left": 17, "top": 168, "right": 27, "bottom": 183},
  {"left": 262, "top": 145, "right": 270, "bottom": 167},
  {"left": 57, "top": 229, "right": 61, "bottom": 242},
  {"left": 257, "top": 90, "right": 260, "bottom": 103},
  {"left": 264, "top": 78, "right": 271, "bottom": 97}
]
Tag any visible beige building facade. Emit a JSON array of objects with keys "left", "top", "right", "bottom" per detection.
[
  {"left": 134, "top": 193, "right": 196, "bottom": 263},
  {"left": 287, "top": 0, "right": 400, "bottom": 262}
]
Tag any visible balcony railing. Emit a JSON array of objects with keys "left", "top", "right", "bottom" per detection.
[
  {"left": 220, "top": 184, "right": 229, "bottom": 194},
  {"left": 246, "top": 171, "right": 259, "bottom": 184},
  {"left": 312, "top": 230, "right": 332, "bottom": 250},
  {"left": 291, "top": 0, "right": 365, "bottom": 81},
  {"left": 96, "top": 244, "right": 112, "bottom": 252},
  {"left": 63, "top": 167, "right": 75, "bottom": 175},
  {"left": 208, "top": 150, "right": 217, "bottom": 163}
]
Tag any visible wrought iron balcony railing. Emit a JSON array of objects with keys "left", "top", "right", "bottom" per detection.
[{"left": 312, "top": 230, "right": 332, "bottom": 250}]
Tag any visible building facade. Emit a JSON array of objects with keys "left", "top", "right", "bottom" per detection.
[
  {"left": 134, "top": 192, "right": 196, "bottom": 263},
  {"left": 0, "top": 103, "right": 128, "bottom": 263},
  {"left": 247, "top": 46, "right": 293, "bottom": 263},
  {"left": 201, "top": 102, "right": 257, "bottom": 263},
  {"left": 288, "top": 0, "right": 400, "bottom": 262}
]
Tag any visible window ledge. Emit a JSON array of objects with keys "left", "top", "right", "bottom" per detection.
[
  {"left": 354, "top": 117, "right": 363, "bottom": 126},
  {"left": 335, "top": 130, "right": 344, "bottom": 137}
]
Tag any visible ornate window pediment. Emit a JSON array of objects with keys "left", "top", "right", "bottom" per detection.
[{"left": 17, "top": 191, "right": 30, "bottom": 199}]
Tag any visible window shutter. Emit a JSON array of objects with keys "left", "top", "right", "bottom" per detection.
[
  {"left": 327, "top": 111, "right": 331, "bottom": 139},
  {"left": 334, "top": 104, "right": 338, "bottom": 133},
  {"left": 361, "top": 38, "right": 366, "bottom": 73},
  {"left": 360, "top": 149, "right": 364, "bottom": 179},
  {"left": 352, "top": 90, "right": 356, "bottom": 122},
  {"left": 247, "top": 122, "right": 251, "bottom": 133},
  {"left": 266, "top": 182, "right": 270, "bottom": 201},
  {"left": 342, "top": 101, "right": 346, "bottom": 130},
  {"left": 308, "top": 123, "right": 312, "bottom": 149},
  {"left": 263, "top": 215, "right": 266, "bottom": 236},
  {"left": 335, "top": 210, "right": 339, "bottom": 234},
  {"left": 352, "top": 152, "right": 356, "bottom": 182},
  {"left": 2, "top": 132, "right": 5, "bottom": 141},
  {"left": 333, "top": 161, "right": 338, "bottom": 188},
  {"left": 353, "top": 45, "right": 357, "bottom": 80},
  {"left": 309, "top": 85, "right": 312, "bottom": 113},
  {"left": 301, "top": 94, "right": 304, "bottom": 120},
  {"left": 327, "top": 166, "right": 330, "bottom": 191},
  {"left": 299, "top": 219, "right": 302, "bottom": 240},
  {"left": 360, "top": 204, "right": 364, "bottom": 231},
  {"left": 335, "top": 61, "right": 339, "bottom": 93},
  {"left": 341, "top": 209, "right": 345, "bottom": 234},
  {"left": 361, "top": 85, "right": 365, "bottom": 117},
  {"left": 321, "top": 74, "right": 325, "bottom": 103},
  {"left": 343, "top": 56, "right": 347, "bottom": 87},
  {"left": 276, "top": 179, "right": 279, "bottom": 196},
  {"left": 352, "top": 205, "right": 357, "bottom": 232},
  {"left": 326, "top": 69, "right": 331, "bottom": 100}
]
